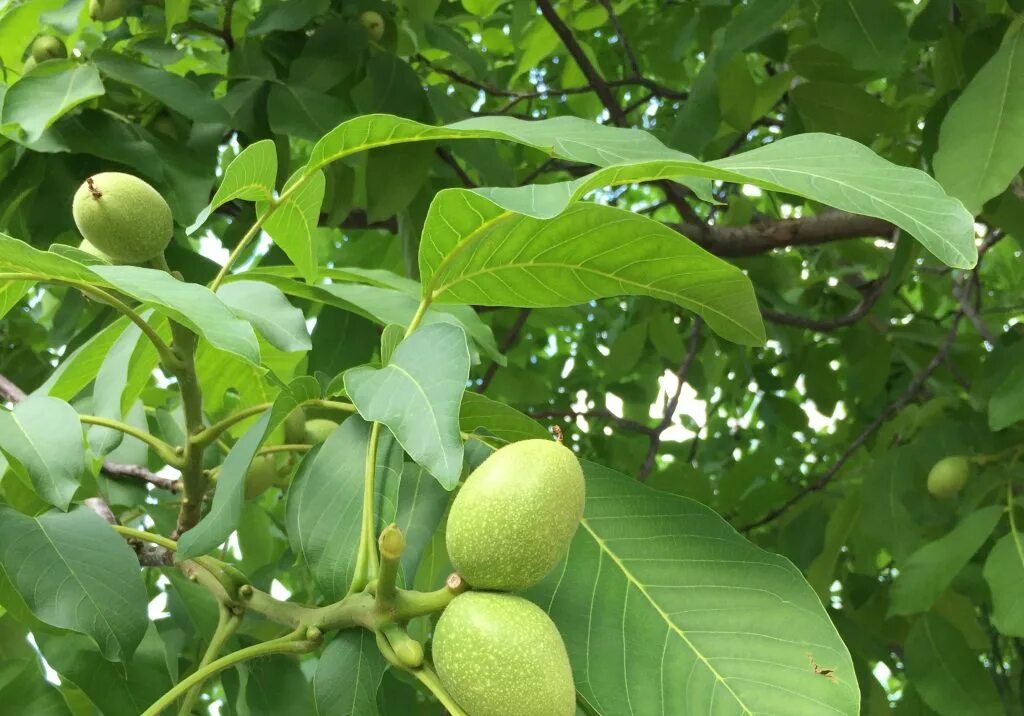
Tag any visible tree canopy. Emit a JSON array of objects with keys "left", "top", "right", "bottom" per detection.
[{"left": 0, "top": 1, "right": 1022, "bottom": 715}]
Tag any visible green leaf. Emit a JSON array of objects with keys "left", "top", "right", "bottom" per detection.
[
  {"left": 92, "top": 51, "right": 230, "bottom": 124},
  {"left": 982, "top": 529, "right": 1024, "bottom": 636},
  {"left": 790, "top": 81, "right": 898, "bottom": 144},
  {"left": 904, "top": 613, "right": 1002, "bottom": 716},
  {"left": 37, "top": 624, "right": 173, "bottom": 715},
  {"left": 0, "top": 235, "right": 262, "bottom": 367},
  {"left": 244, "top": 654, "right": 315, "bottom": 715},
  {"left": 86, "top": 319, "right": 147, "bottom": 455},
  {"left": 33, "top": 317, "right": 131, "bottom": 401},
  {"left": 0, "top": 506, "right": 148, "bottom": 662},
  {"left": 933, "top": 24, "right": 1024, "bottom": 214},
  {"left": 0, "top": 61, "right": 105, "bottom": 143},
  {"left": 188, "top": 139, "right": 277, "bottom": 232},
  {"left": 376, "top": 461, "right": 450, "bottom": 585},
  {"left": 260, "top": 169, "right": 325, "bottom": 283},
  {"left": 0, "top": 280, "right": 33, "bottom": 320},
  {"left": 419, "top": 196, "right": 765, "bottom": 346},
  {"left": 888, "top": 506, "right": 1002, "bottom": 616},
  {"left": 379, "top": 324, "right": 404, "bottom": 365},
  {"left": 286, "top": 417, "right": 403, "bottom": 600},
  {"left": 527, "top": 462, "right": 859, "bottom": 715},
  {"left": 988, "top": 364, "right": 1024, "bottom": 430},
  {"left": 0, "top": 658, "right": 71, "bottom": 716},
  {"left": 217, "top": 281, "right": 311, "bottom": 353},
  {"left": 816, "top": 0, "right": 908, "bottom": 72},
  {"left": 90, "top": 265, "right": 262, "bottom": 366},
  {"left": 177, "top": 380, "right": 318, "bottom": 559},
  {"left": 345, "top": 324, "right": 470, "bottom": 488},
  {"left": 459, "top": 392, "right": 550, "bottom": 445},
  {"left": 0, "top": 396, "right": 84, "bottom": 509},
  {"left": 313, "top": 630, "right": 386, "bottom": 716}
]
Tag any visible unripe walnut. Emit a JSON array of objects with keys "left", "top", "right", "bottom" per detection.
[
  {"left": 72, "top": 173, "right": 173, "bottom": 264},
  {"left": 446, "top": 439, "right": 585, "bottom": 591},
  {"left": 31, "top": 36, "right": 67, "bottom": 63},
  {"left": 433, "top": 593, "right": 576, "bottom": 716},
  {"left": 927, "top": 456, "right": 969, "bottom": 499},
  {"left": 303, "top": 418, "right": 338, "bottom": 444},
  {"left": 359, "top": 10, "right": 385, "bottom": 42},
  {"left": 90, "top": 0, "right": 128, "bottom": 22}
]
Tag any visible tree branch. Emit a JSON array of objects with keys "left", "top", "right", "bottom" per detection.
[
  {"left": 762, "top": 269, "right": 892, "bottom": 332},
  {"left": 478, "top": 308, "right": 532, "bottom": 392},
  {"left": 740, "top": 312, "right": 964, "bottom": 531},
  {"left": 680, "top": 211, "right": 895, "bottom": 257},
  {"left": 639, "top": 318, "right": 702, "bottom": 481}
]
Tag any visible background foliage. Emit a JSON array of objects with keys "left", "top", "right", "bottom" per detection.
[{"left": 0, "top": 0, "right": 1022, "bottom": 714}]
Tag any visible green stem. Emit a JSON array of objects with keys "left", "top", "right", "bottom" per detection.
[
  {"left": 350, "top": 422, "right": 382, "bottom": 594},
  {"left": 141, "top": 630, "right": 314, "bottom": 716},
  {"left": 169, "top": 322, "right": 208, "bottom": 537},
  {"left": 412, "top": 663, "right": 468, "bottom": 716},
  {"left": 405, "top": 297, "right": 431, "bottom": 337},
  {"left": 192, "top": 403, "right": 272, "bottom": 446},
  {"left": 176, "top": 603, "right": 241, "bottom": 716},
  {"left": 303, "top": 398, "right": 358, "bottom": 414},
  {"left": 208, "top": 180, "right": 303, "bottom": 291},
  {"left": 112, "top": 525, "right": 177, "bottom": 551},
  {"left": 79, "top": 415, "right": 182, "bottom": 467}
]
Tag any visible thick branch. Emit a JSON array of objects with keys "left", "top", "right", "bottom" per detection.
[{"left": 680, "top": 211, "right": 895, "bottom": 257}]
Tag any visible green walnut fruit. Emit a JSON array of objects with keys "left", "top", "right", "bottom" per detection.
[
  {"left": 72, "top": 172, "right": 173, "bottom": 263},
  {"left": 245, "top": 455, "right": 278, "bottom": 499},
  {"left": 77, "top": 239, "right": 109, "bottom": 261},
  {"left": 927, "top": 456, "right": 969, "bottom": 499},
  {"left": 433, "top": 592, "right": 575, "bottom": 716},
  {"left": 90, "top": 0, "right": 128, "bottom": 21},
  {"left": 31, "top": 36, "right": 67, "bottom": 62},
  {"left": 359, "top": 10, "right": 385, "bottom": 41},
  {"left": 284, "top": 408, "right": 307, "bottom": 444},
  {"left": 446, "top": 439, "right": 584, "bottom": 591},
  {"left": 22, "top": 56, "right": 37, "bottom": 74},
  {"left": 304, "top": 418, "right": 338, "bottom": 444}
]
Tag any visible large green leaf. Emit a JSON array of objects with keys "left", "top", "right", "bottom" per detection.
[
  {"left": 527, "top": 463, "right": 859, "bottom": 715},
  {"left": 904, "top": 613, "right": 1002, "bottom": 716},
  {"left": 0, "top": 61, "right": 105, "bottom": 143},
  {"left": 459, "top": 392, "right": 550, "bottom": 445},
  {"left": 217, "top": 280, "right": 311, "bottom": 353},
  {"left": 888, "top": 506, "right": 1002, "bottom": 616},
  {"left": 0, "top": 506, "right": 148, "bottom": 662},
  {"left": 259, "top": 168, "right": 326, "bottom": 283},
  {"left": 0, "top": 235, "right": 261, "bottom": 366},
  {"left": 816, "top": 0, "right": 908, "bottom": 71},
  {"left": 982, "top": 528, "right": 1024, "bottom": 636},
  {"left": 286, "top": 417, "right": 403, "bottom": 600},
  {"left": 418, "top": 196, "right": 765, "bottom": 346},
  {"left": 187, "top": 139, "right": 277, "bottom": 232},
  {"left": 0, "top": 396, "right": 84, "bottom": 509},
  {"left": 313, "top": 630, "right": 386, "bottom": 716},
  {"left": 86, "top": 319, "right": 146, "bottom": 455},
  {"left": 300, "top": 114, "right": 973, "bottom": 268},
  {"left": 345, "top": 323, "right": 470, "bottom": 488},
  {"left": 37, "top": 625, "right": 173, "bottom": 716},
  {"left": 376, "top": 461, "right": 450, "bottom": 586},
  {"left": 933, "top": 24, "right": 1024, "bottom": 214}
]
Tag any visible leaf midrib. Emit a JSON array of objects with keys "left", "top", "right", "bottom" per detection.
[{"left": 578, "top": 518, "right": 754, "bottom": 715}]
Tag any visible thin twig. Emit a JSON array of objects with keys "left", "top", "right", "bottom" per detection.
[
  {"left": 638, "top": 318, "right": 703, "bottom": 481},
  {"left": 741, "top": 312, "right": 964, "bottom": 531},
  {"left": 478, "top": 309, "right": 532, "bottom": 392},
  {"left": 762, "top": 269, "right": 892, "bottom": 332}
]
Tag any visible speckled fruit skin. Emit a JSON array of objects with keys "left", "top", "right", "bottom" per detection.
[
  {"left": 245, "top": 455, "right": 278, "bottom": 499},
  {"left": 77, "top": 239, "right": 109, "bottom": 261},
  {"left": 433, "top": 592, "right": 575, "bottom": 716},
  {"left": 446, "top": 439, "right": 584, "bottom": 591},
  {"left": 927, "top": 456, "right": 969, "bottom": 499},
  {"left": 304, "top": 418, "right": 338, "bottom": 444},
  {"left": 359, "top": 10, "right": 385, "bottom": 41},
  {"left": 72, "top": 173, "right": 172, "bottom": 263},
  {"left": 90, "top": 0, "right": 128, "bottom": 21},
  {"left": 31, "top": 36, "right": 67, "bottom": 62}
]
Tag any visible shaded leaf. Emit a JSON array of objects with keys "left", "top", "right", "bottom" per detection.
[
  {"left": 0, "top": 506, "right": 148, "bottom": 661},
  {"left": 217, "top": 280, "right": 311, "bottom": 353},
  {"left": 0, "top": 396, "right": 84, "bottom": 509},
  {"left": 313, "top": 630, "right": 386, "bottom": 716},
  {"left": 1, "top": 62, "right": 104, "bottom": 143}
]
